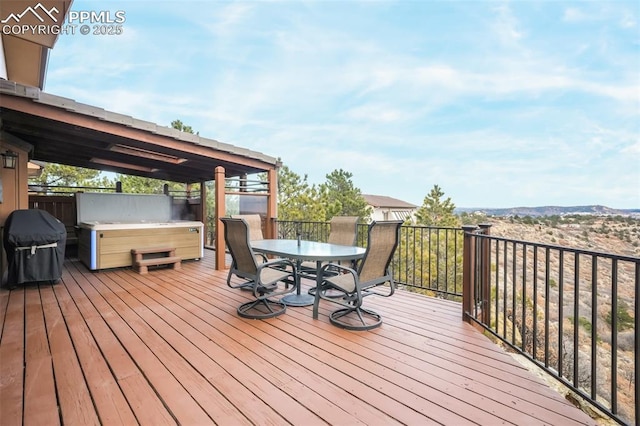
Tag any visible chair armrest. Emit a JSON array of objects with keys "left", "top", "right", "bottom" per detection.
[
  {"left": 362, "top": 270, "right": 396, "bottom": 297},
  {"left": 320, "top": 262, "right": 356, "bottom": 277},
  {"left": 257, "top": 258, "right": 297, "bottom": 286},
  {"left": 261, "top": 257, "right": 296, "bottom": 271}
]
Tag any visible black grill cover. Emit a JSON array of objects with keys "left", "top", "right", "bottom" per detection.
[{"left": 3, "top": 209, "right": 67, "bottom": 285}]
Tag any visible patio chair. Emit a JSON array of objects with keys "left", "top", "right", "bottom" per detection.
[
  {"left": 326, "top": 216, "right": 359, "bottom": 246},
  {"left": 231, "top": 214, "right": 264, "bottom": 241},
  {"left": 231, "top": 214, "right": 268, "bottom": 267},
  {"left": 221, "top": 217, "right": 297, "bottom": 319},
  {"left": 312, "top": 220, "right": 403, "bottom": 330},
  {"left": 300, "top": 215, "right": 359, "bottom": 278}
]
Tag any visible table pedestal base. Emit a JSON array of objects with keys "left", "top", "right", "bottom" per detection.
[{"left": 282, "top": 293, "right": 315, "bottom": 307}]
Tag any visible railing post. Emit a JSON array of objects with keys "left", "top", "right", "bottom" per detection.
[
  {"left": 478, "top": 223, "right": 492, "bottom": 324},
  {"left": 462, "top": 225, "right": 478, "bottom": 322}
]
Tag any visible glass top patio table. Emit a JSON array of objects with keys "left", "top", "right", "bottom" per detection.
[{"left": 251, "top": 239, "right": 366, "bottom": 307}]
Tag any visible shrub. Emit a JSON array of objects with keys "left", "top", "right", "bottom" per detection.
[{"left": 605, "top": 301, "right": 635, "bottom": 331}]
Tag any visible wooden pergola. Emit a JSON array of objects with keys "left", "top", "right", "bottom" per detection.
[
  {"left": 1, "top": 0, "right": 281, "bottom": 271},
  {"left": 0, "top": 81, "right": 280, "bottom": 270}
]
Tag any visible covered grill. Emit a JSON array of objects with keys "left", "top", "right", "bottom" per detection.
[{"left": 3, "top": 209, "right": 66, "bottom": 286}]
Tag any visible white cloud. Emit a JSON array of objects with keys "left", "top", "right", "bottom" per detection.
[
  {"left": 343, "top": 104, "right": 407, "bottom": 123},
  {"left": 620, "top": 11, "right": 637, "bottom": 28},
  {"left": 43, "top": 0, "right": 639, "bottom": 208},
  {"left": 563, "top": 7, "right": 589, "bottom": 23},
  {"left": 492, "top": 3, "right": 524, "bottom": 44},
  {"left": 622, "top": 141, "right": 640, "bottom": 155}
]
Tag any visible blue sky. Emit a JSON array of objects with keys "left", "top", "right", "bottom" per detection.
[{"left": 44, "top": 0, "right": 639, "bottom": 209}]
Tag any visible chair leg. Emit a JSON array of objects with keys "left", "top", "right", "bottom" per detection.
[
  {"left": 329, "top": 306, "right": 382, "bottom": 331},
  {"left": 309, "top": 287, "right": 344, "bottom": 298},
  {"left": 313, "top": 283, "right": 349, "bottom": 320},
  {"left": 238, "top": 298, "right": 287, "bottom": 319}
]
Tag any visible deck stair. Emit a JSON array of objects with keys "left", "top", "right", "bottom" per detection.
[{"left": 131, "top": 247, "right": 181, "bottom": 274}]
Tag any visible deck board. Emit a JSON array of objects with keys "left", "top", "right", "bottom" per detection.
[
  {"left": 154, "top": 279, "right": 380, "bottom": 425},
  {"left": 61, "top": 266, "right": 176, "bottom": 425},
  {"left": 0, "top": 253, "right": 600, "bottom": 425},
  {"left": 24, "top": 288, "right": 58, "bottom": 426},
  {"left": 99, "top": 269, "right": 293, "bottom": 425},
  {"left": 52, "top": 278, "right": 139, "bottom": 425},
  {"left": 40, "top": 285, "right": 100, "bottom": 426},
  {"left": 108, "top": 267, "right": 372, "bottom": 425},
  {"left": 0, "top": 290, "right": 25, "bottom": 426},
  {"left": 67, "top": 262, "right": 215, "bottom": 425}
]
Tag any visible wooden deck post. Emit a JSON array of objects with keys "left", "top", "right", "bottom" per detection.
[
  {"left": 214, "top": 166, "right": 226, "bottom": 270},
  {"left": 266, "top": 168, "right": 278, "bottom": 240},
  {"left": 199, "top": 180, "right": 207, "bottom": 240},
  {"left": 462, "top": 225, "right": 477, "bottom": 322}
]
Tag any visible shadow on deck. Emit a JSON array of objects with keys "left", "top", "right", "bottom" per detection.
[{"left": 0, "top": 253, "right": 598, "bottom": 425}]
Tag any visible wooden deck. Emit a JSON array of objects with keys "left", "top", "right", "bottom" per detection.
[{"left": 0, "top": 253, "right": 598, "bottom": 425}]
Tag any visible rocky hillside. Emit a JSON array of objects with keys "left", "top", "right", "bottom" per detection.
[
  {"left": 471, "top": 215, "right": 639, "bottom": 424},
  {"left": 486, "top": 215, "right": 639, "bottom": 258},
  {"left": 457, "top": 205, "right": 640, "bottom": 218}
]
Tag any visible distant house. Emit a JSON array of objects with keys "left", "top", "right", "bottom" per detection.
[{"left": 362, "top": 194, "right": 418, "bottom": 223}]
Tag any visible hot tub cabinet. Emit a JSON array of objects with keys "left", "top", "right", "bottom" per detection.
[{"left": 78, "top": 221, "right": 204, "bottom": 271}]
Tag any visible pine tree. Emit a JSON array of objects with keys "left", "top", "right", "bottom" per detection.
[
  {"left": 318, "top": 169, "right": 371, "bottom": 221},
  {"left": 403, "top": 185, "right": 463, "bottom": 299},
  {"left": 276, "top": 165, "right": 326, "bottom": 221},
  {"left": 415, "top": 185, "right": 459, "bottom": 227}
]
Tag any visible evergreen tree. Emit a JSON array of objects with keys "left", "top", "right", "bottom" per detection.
[
  {"left": 415, "top": 184, "right": 460, "bottom": 227},
  {"left": 171, "top": 119, "right": 199, "bottom": 135},
  {"left": 117, "top": 175, "right": 173, "bottom": 193},
  {"left": 401, "top": 185, "right": 463, "bottom": 299},
  {"left": 318, "top": 169, "right": 371, "bottom": 221},
  {"left": 277, "top": 165, "right": 326, "bottom": 221}
]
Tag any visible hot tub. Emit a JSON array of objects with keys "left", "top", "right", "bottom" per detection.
[{"left": 78, "top": 220, "right": 203, "bottom": 271}]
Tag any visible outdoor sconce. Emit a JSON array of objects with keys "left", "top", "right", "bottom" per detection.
[{"left": 2, "top": 150, "right": 18, "bottom": 169}]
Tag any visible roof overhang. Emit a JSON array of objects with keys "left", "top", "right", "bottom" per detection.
[
  {"left": 0, "top": 81, "right": 280, "bottom": 183},
  {"left": 28, "top": 160, "right": 43, "bottom": 177},
  {"left": 0, "top": 1, "right": 74, "bottom": 88}
]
